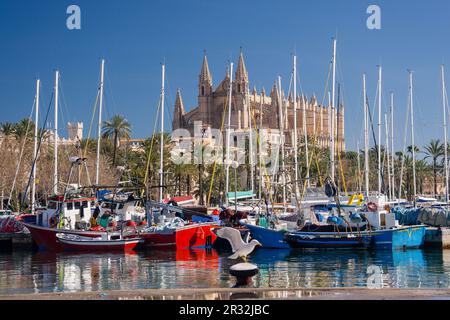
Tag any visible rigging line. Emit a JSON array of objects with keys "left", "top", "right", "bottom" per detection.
[
  {"left": 83, "top": 90, "right": 100, "bottom": 157},
  {"left": 57, "top": 79, "right": 73, "bottom": 160},
  {"left": 165, "top": 76, "right": 175, "bottom": 126},
  {"left": 20, "top": 92, "right": 55, "bottom": 210},
  {"left": 367, "top": 93, "right": 386, "bottom": 190},
  {"left": 207, "top": 93, "right": 229, "bottom": 206},
  {"left": 105, "top": 68, "right": 119, "bottom": 116},
  {"left": 398, "top": 91, "right": 411, "bottom": 199},
  {"left": 8, "top": 96, "right": 36, "bottom": 207},
  {"left": 141, "top": 97, "right": 162, "bottom": 198}
]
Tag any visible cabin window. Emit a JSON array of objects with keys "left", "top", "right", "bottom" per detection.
[
  {"left": 74, "top": 202, "right": 81, "bottom": 210},
  {"left": 118, "top": 203, "right": 124, "bottom": 210},
  {"left": 91, "top": 201, "right": 95, "bottom": 207},
  {"left": 66, "top": 203, "right": 73, "bottom": 210},
  {"left": 48, "top": 202, "right": 57, "bottom": 210},
  {"left": 82, "top": 201, "right": 88, "bottom": 208}
]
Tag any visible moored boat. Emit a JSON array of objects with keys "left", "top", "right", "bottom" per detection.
[
  {"left": 239, "top": 220, "right": 289, "bottom": 249},
  {"left": 56, "top": 233, "right": 143, "bottom": 252},
  {"left": 285, "top": 231, "right": 372, "bottom": 249}
]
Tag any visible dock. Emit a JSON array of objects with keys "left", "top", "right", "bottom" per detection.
[
  {"left": 0, "top": 232, "right": 35, "bottom": 251},
  {"left": 425, "top": 227, "right": 450, "bottom": 249}
]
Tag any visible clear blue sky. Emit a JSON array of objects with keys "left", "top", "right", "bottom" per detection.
[{"left": 1, "top": 0, "right": 450, "bottom": 151}]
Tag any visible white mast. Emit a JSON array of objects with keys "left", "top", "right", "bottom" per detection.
[
  {"left": 278, "top": 76, "right": 286, "bottom": 206},
  {"left": 247, "top": 87, "right": 254, "bottom": 195},
  {"left": 53, "top": 70, "right": 59, "bottom": 195},
  {"left": 259, "top": 95, "right": 263, "bottom": 200},
  {"left": 225, "top": 63, "right": 234, "bottom": 205},
  {"left": 385, "top": 113, "right": 391, "bottom": 201},
  {"left": 31, "top": 79, "right": 40, "bottom": 211},
  {"left": 409, "top": 70, "right": 417, "bottom": 206},
  {"left": 293, "top": 55, "right": 299, "bottom": 193},
  {"left": 95, "top": 59, "right": 105, "bottom": 186},
  {"left": 442, "top": 65, "right": 449, "bottom": 203},
  {"left": 390, "top": 93, "right": 395, "bottom": 201},
  {"left": 159, "top": 64, "right": 165, "bottom": 202},
  {"left": 330, "top": 38, "right": 337, "bottom": 182},
  {"left": 363, "top": 74, "right": 370, "bottom": 196},
  {"left": 357, "top": 141, "right": 362, "bottom": 194},
  {"left": 377, "top": 65, "right": 382, "bottom": 197}
]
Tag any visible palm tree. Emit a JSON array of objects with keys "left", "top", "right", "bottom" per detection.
[
  {"left": 424, "top": 139, "right": 444, "bottom": 196},
  {"left": 102, "top": 115, "right": 131, "bottom": 166},
  {"left": 1, "top": 122, "right": 15, "bottom": 137},
  {"left": 14, "top": 118, "right": 34, "bottom": 141}
]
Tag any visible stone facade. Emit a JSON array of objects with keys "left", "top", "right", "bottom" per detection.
[{"left": 172, "top": 52, "right": 345, "bottom": 151}]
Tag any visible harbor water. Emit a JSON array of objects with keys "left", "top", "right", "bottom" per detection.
[{"left": 1, "top": 248, "right": 450, "bottom": 296}]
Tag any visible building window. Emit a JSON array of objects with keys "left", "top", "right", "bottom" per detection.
[{"left": 201, "top": 86, "right": 205, "bottom": 96}]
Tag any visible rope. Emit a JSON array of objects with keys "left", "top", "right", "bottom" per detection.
[
  {"left": 140, "top": 98, "right": 161, "bottom": 198},
  {"left": 8, "top": 97, "right": 36, "bottom": 207}
]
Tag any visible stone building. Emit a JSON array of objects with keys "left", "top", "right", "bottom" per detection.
[{"left": 172, "top": 51, "right": 345, "bottom": 151}]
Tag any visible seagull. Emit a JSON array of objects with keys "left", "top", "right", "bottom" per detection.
[{"left": 214, "top": 227, "right": 262, "bottom": 262}]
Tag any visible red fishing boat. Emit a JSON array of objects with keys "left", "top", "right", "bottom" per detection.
[
  {"left": 20, "top": 194, "right": 109, "bottom": 251},
  {"left": 56, "top": 233, "right": 143, "bottom": 252},
  {"left": 140, "top": 221, "right": 220, "bottom": 249}
]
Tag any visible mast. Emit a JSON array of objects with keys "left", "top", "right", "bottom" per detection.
[
  {"left": 330, "top": 38, "right": 337, "bottom": 182},
  {"left": 357, "top": 141, "right": 362, "bottom": 194},
  {"left": 385, "top": 113, "right": 391, "bottom": 201},
  {"left": 293, "top": 55, "right": 299, "bottom": 193},
  {"left": 31, "top": 79, "right": 40, "bottom": 211},
  {"left": 300, "top": 61, "right": 310, "bottom": 188},
  {"left": 247, "top": 86, "right": 254, "bottom": 195},
  {"left": 278, "top": 76, "right": 286, "bottom": 206},
  {"left": 409, "top": 70, "right": 417, "bottom": 206},
  {"left": 225, "top": 62, "right": 234, "bottom": 205},
  {"left": 442, "top": 65, "right": 449, "bottom": 203},
  {"left": 390, "top": 93, "right": 395, "bottom": 201},
  {"left": 95, "top": 59, "right": 105, "bottom": 186},
  {"left": 159, "top": 64, "right": 165, "bottom": 203},
  {"left": 53, "top": 70, "right": 59, "bottom": 195},
  {"left": 377, "top": 65, "right": 382, "bottom": 196},
  {"left": 363, "top": 74, "right": 370, "bottom": 197},
  {"left": 259, "top": 94, "right": 263, "bottom": 200}
]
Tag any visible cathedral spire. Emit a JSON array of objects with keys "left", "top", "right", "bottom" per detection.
[
  {"left": 173, "top": 89, "right": 186, "bottom": 130},
  {"left": 199, "top": 52, "right": 212, "bottom": 97},
  {"left": 200, "top": 53, "right": 212, "bottom": 84},
  {"left": 235, "top": 49, "right": 248, "bottom": 82}
]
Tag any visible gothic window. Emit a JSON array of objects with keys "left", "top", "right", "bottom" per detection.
[
  {"left": 238, "top": 84, "right": 241, "bottom": 92},
  {"left": 201, "top": 86, "right": 205, "bottom": 96}
]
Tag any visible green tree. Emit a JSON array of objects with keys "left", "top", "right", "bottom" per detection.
[
  {"left": 102, "top": 115, "right": 131, "bottom": 166},
  {"left": 424, "top": 139, "right": 444, "bottom": 196}
]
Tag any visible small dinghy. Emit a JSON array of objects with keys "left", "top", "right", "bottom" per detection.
[{"left": 56, "top": 233, "right": 143, "bottom": 252}]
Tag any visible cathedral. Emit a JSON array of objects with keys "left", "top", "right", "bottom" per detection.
[{"left": 172, "top": 51, "right": 345, "bottom": 151}]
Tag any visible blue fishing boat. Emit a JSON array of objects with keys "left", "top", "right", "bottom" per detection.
[
  {"left": 240, "top": 220, "right": 290, "bottom": 249},
  {"left": 285, "top": 231, "right": 372, "bottom": 249},
  {"left": 370, "top": 226, "right": 426, "bottom": 250}
]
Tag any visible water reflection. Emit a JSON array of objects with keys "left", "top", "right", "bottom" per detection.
[{"left": 0, "top": 248, "right": 449, "bottom": 295}]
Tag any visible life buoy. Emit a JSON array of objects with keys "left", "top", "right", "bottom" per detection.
[
  {"left": 367, "top": 202, "right": 378, "bottom": 212},
  {"left": 49, "top": 216, "right": 58, "bottom": 228}
]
